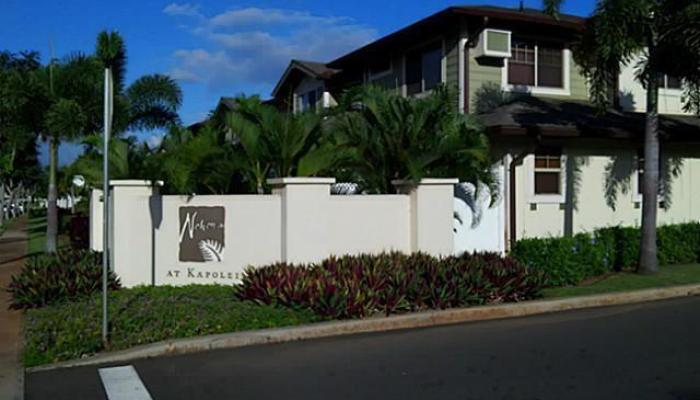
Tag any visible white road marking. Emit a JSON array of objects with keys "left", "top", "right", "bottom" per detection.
[{"left": 98, "top": 365, "right": 153, "bottom": 400}]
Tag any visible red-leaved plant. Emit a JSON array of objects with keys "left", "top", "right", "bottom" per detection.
[{"left": 235, "top": 252, "right": 543, "bottom": 319}]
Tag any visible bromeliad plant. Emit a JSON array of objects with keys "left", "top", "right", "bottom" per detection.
[
  {"left": 7, "top": 249, "right": 120, "bottom": 309},
  {"left": 235, "top": 252, "right": 543, "bottom": 319}
]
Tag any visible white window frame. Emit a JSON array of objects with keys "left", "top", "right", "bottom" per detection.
[
  {"left": 294, "top": 86, "right": 325, "bottom": 113},
  {"left": 501, "top": 46, "right": 571, "bottom": 96},
  {"left": 659, "top": 74, "right": 683, "bottom": 97},
  {"left": 526, "top": 153, "right": 567, "bottom": 204}
]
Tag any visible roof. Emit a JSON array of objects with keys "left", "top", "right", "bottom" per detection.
[
  {"left": 293, "top": 60, "right": 339, "bottom": 79},
  {"left": 328, "top": 6, "right": 585, "bottom": 69},
  {"left": 452, "top": 5, "right": 585, "bottom": 27},
  {"left": 480, "top": 96, "right": 700, "bottom": 142},
  {"left": 271, "top": 59, "right": 340, "bottom": 97}
]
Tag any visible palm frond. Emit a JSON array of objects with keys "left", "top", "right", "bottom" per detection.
[
  {"left": 96, "top": 30, "right": 127, "bottom": 92},
  {"left": 126, "top": 74, "right": 182, "bottom": 131}
]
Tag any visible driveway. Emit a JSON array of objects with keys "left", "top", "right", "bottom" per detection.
[{"left": 27, "top": 296, "right": 700, "bottom": 400}]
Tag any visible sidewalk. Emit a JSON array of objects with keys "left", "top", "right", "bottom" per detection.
[{"left": 0, "top": 217, "right": 28, "bottom": 400}]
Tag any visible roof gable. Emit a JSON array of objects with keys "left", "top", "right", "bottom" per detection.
[{"left": 271, "top": 59, "right": 339, "bottom": 97}]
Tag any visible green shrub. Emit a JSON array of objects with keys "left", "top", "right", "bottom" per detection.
[
  {"left": 23, "top": 285, "right": 318, "bottom": 367},
  {"left": 512, "top": 222, "right": 700, "bottom": 287},
  {"left": 235, "top": 252, "right": 544, "bottom": 319},
  {"left": 510, "top": 232, "right": 613, "bottom": 287},
  {"left": 7, "top": 249, "right": 120, "bottom": 309},
  {"left": 658, "top": 223, "right": 700, "bottom": 265},
  {"left": 28, "top": 207, "right": 45, "bottom": 219}
]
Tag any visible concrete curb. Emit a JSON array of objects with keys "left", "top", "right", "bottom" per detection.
[{"left": 27, "top": 283, "right": 700, "bottom": 373}]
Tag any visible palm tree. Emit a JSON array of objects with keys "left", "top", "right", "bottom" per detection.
[
  {"left": 60, "top": 136, "right": 139, "bottom": 189},
  {"left": 40, "top": 31, "right": 182, "bottom": 252},
  {"left": 329, "top": 85, "right": 495, "bottom": 194},
  {"left": 146, "top": 125, "right": 241, "bottom": 194},
  {"left": 0, "top": 51, "right": 42, "bottom": 224},
  {"left": 223, "top": 96, "right": 333, "bottom": 194},
  {"left": 545, "top": 0, "right": 700, "bottom": 273}
]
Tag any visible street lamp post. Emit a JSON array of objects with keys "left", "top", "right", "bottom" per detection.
[{"left": 71, "top": 175, "right": 85, "bottom": 214}]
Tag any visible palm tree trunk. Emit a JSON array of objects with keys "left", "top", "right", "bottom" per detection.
[
  {"left": 638, "top": 73, "right": 660, "bottom": 274},
  {"left": 46, "top": 136, "right": 59, "bottom": 253}
]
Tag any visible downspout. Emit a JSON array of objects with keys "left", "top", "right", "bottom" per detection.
[
  {"left": 458, "top": 38, "right": 469, "bottom": 113},
  {"left": 507, "top": 149, "right": 529, "bottom": 251}
]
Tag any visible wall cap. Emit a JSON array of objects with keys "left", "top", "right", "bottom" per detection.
[
  {"left": 109, "top": 180, "right": 164, "bottom": 187},
  {"left": 267, "top": 177, "right": 336, "bottom": 186},
  {"left": 392, "top": 178, "right": 459, "bottom": 186}
]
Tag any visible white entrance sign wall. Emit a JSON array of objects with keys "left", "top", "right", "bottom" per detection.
[
  {"left": 394, "top": 179, "right": 459, "bottom": 256},
  {"left": 155, "top": 194, "right": 281, "bottom": 286},
  {"left": 453, "top": 165, "right": 507, "bottom": 255},
  {"left": 91, "top": 178, "right": 458, "bottom": 287},
  {"left": 110, "top": 181, "right": 162, "bottom": 286},
  {"left": 270, "top": 177, "right": 412, "bottom": 264},
  {"left": 89, "top": 188, "right": 103, "bottom": 252}
]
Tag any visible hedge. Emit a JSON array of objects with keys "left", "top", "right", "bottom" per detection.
[{"left": 511, "top": 222, "right": 700, "bottom": 287}]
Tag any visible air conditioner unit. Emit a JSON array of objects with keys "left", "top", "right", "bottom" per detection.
[{"left": 474, "top": 29, "right": 512, "bottom": 58}]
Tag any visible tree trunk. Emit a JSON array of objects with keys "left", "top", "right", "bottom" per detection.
[
  {"left": 638, "top": 73, "right": 660, "bottom": 274},
  {"left": 46, "top": 136, "right": 59, "bottom": 253},
  {"left": 563, "top": 156, "right": 576, "bottom": 237}
]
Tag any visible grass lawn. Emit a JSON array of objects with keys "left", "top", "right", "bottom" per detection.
[
  {"left": 27, "top": 214, "right": 48, "bottom": 254},
  {"left": 543, "top": 263, "right": 700, "bottom": 298},
  {"left": 23, "top": 285, "right": 320, "bottom": 367}
]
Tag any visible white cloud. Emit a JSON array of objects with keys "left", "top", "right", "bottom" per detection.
[
  {"left": 169, "top": 67, "right": 201, "bottom": 83},
  {"left": 163, "top": 5, "right": 376, "bottom": 96},
  {"left": 163, "top": 3, "right": 201, "bottom": 17},
  {"left": 209, "top": 8, "right": 350, "bottom": 27}
]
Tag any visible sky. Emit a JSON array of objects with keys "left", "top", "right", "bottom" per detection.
[{"left": 1, "top": 0, "right": 595, "bottom": 165}]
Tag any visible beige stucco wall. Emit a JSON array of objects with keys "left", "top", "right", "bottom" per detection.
[
  {"left": 619, "top": 54, "right": 689, "bottom": 115},
  {"left": 326, "top": 196, "right": 411, "bottom": 256},
  {"left": 513, "top": 150, "right": 700, "bottom": 239},
  {"left": 110, "top": 181, "right": 160, "bottom": 287}
]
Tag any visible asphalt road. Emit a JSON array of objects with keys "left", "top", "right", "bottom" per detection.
[{"left": 27, "top": 296, "right": 700, "bottom": 400}]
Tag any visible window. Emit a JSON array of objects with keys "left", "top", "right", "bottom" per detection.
[
  {"left": 368, "top": 59, "right": 396, "bottom": 90},
  {"left": 507, "top": 39, "right": 564, "bottom": 89},
  {"left": 658, "top": 74, "right": 682, "bottom": 90},
  {"left": 406, "top": 41, "right": 443, "bottom": 95},
  {"left": 534, "top": 149, "right": 562, "bottom": 195},
  {"left": 508, "top": 42, "right": 535, "bottom": 86},
  {"left": 297, "top": 87, "right": 324, "bottom": 112}
]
